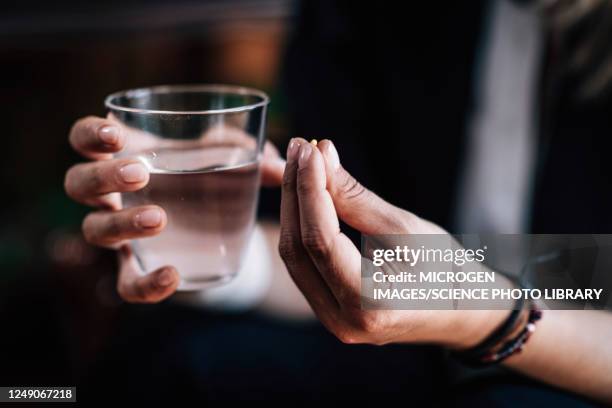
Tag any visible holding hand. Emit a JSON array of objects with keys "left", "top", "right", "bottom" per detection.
[
  {"left": 279, "top": 138, "right": 506, "bottom": 347},
  {"left": 64, "top": 116, "right": 285, "bottom": 303}
]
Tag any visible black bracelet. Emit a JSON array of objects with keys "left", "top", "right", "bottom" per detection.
[
  {"left": 452, "top": 301, "right": 544, "bottom": 367},
  {"left": 477, "top": 306, "right": 542, "bottom": 365},
  {"left": 451, "top": 294, "right": 524, "bottom": 367}
]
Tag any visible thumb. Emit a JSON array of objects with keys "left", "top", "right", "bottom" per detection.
[
  {"left": 260, "top": 142, "right": 286, "bottom": 187},
  {"left": 117, "top": 245, "right": 179, "bottom": 303},
  {"left": 317, "top": 139, "right": 412, "bottom": 235}
]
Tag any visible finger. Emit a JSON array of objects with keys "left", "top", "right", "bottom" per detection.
[
  {"left": 69, "top": 116, "right": 125, "bottom": 159},
  {"left": 64, "top": 158, "right": 149, "bottom": 207},
  {"left": 317, "top": 139, "right": 411, "bottom": 234},
  {"left": 261, "top": 141, "right": 284, "bottom": 186},
  {"left": 263, "top": 140, "right": 281, "bottom": 158},
  {"left": 117, "top": 245, "right": 179, "bottom": 303},
  {"left": 82, "top": 205, "right": 166, "bottom": 248},
  {"left": 295, "top": 142, "right": 361, "bottom": 304},
  {"left": 279, "top": 138, "right": 339, "bottom": 318},
  {"left": 261, "top": 155, "right": 285, "bottom": 187}
]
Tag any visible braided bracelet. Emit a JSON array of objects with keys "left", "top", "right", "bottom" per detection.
[
  {"left": 454, "top": 303, "right": 543, "bottom": 367},
  {"left": 452, "top": 297, "right": 524, "bottom": 365},
  {"left": 479, "top": 305, "right": 543, "bottom": 365}
]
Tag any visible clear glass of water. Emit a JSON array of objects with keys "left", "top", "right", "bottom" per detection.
[{"left": 105, "top": 84, "right": 269, "bottom": 290}]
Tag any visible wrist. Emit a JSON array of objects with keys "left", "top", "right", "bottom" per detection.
[{"left": 432, "top": 309, "right": 511, "bottom": 349}]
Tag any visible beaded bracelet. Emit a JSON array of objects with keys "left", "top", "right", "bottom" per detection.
[
  {"left": 454, "top": 303, "right": 543, "bottom": 367},
  {"left": 452, "top": 297, "right": 525, "bottom": 365},
  {"left": 478, "top": 305, "right": 543, "bottom": 365}
]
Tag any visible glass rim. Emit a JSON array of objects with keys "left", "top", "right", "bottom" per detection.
[{"left": 104, "top": 84, "right": 270, "bottom": 115}]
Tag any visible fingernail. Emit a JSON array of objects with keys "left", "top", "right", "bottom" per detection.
[
  {"left": 287, "top": 139, "right": 299, "bottom": 162},
  {"left": 325, "top": 141, "right": 341, "bottom": 171},
  {"left": 99, "top": 126, "right": 119, "bottom": 144},
  {"left": 298, "top": 143, "right": 312, "bottom": 168},
  {"left": 157, "top": 268, "right": 175, "bottom": 287},
  {"left": 120, "top": 162, "right": 147, "bottom": 183},
  {"left": 135, "top": 208, "right": 162, "bottom": 228}
]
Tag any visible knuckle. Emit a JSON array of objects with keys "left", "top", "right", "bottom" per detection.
[
  {"left": 352, "top": 311, "right": 383, "bottom": 336},
  {"left": 89, "top": 165, "right": 106, "bottom": 192},
  {"left": 359, "top": 314, "right": 380, "bottom": 334},
  {"left": 278, "top": 232, "right": 302, "bottom": 265},
  {"left": 82, "top": 212, "right": 123, "bottom": 246},
  {"left": 281, "top": 175, "right": 295, "bottom": 191},
  {"left": 338, "top": 172, "right": 366, "bottom": 201},
  {"left": 81, "top": 213, "right": 99, "bottom": 244},
  {"left": 105, "top": 213, "right": 124, "bottom": 240},
  {"left": 296, "top": 170, "right": 317, "bottom": 195},
  {"left": 301, "top": 228, "right": 331, "bottom": 260}
]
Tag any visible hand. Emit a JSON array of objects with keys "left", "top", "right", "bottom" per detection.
[
  {"left": 64, "top": 115, "right": 286, "bottom": 303},
  {"left": 278, "top": 138, "right": 507, "bottom": 347}
]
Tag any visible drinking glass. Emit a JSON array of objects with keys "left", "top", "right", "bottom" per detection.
[{"left": 105, "top": 84, "right": 269, "bottom": 290}]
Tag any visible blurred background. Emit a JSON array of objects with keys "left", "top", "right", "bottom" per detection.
[
  {"left": 1, "top": 0, "right": 295, "bottom": 393},
  {"left": 2, "top": 0, "right": 612, "bottom": 404}
]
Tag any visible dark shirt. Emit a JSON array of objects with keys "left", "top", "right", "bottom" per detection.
[{"left": 279, "top": 0, "right": 612, "bottom": 234}]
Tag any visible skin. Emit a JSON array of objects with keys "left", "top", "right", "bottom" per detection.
[
  {"left": 65, "top": 118, "right": 612, "bottom": 403},
  {"left": 65, "top": 115, "right": 287, "bottom": 302},
  {"left": 280, "top": 138, "right": 612, "bottom": 404}
]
